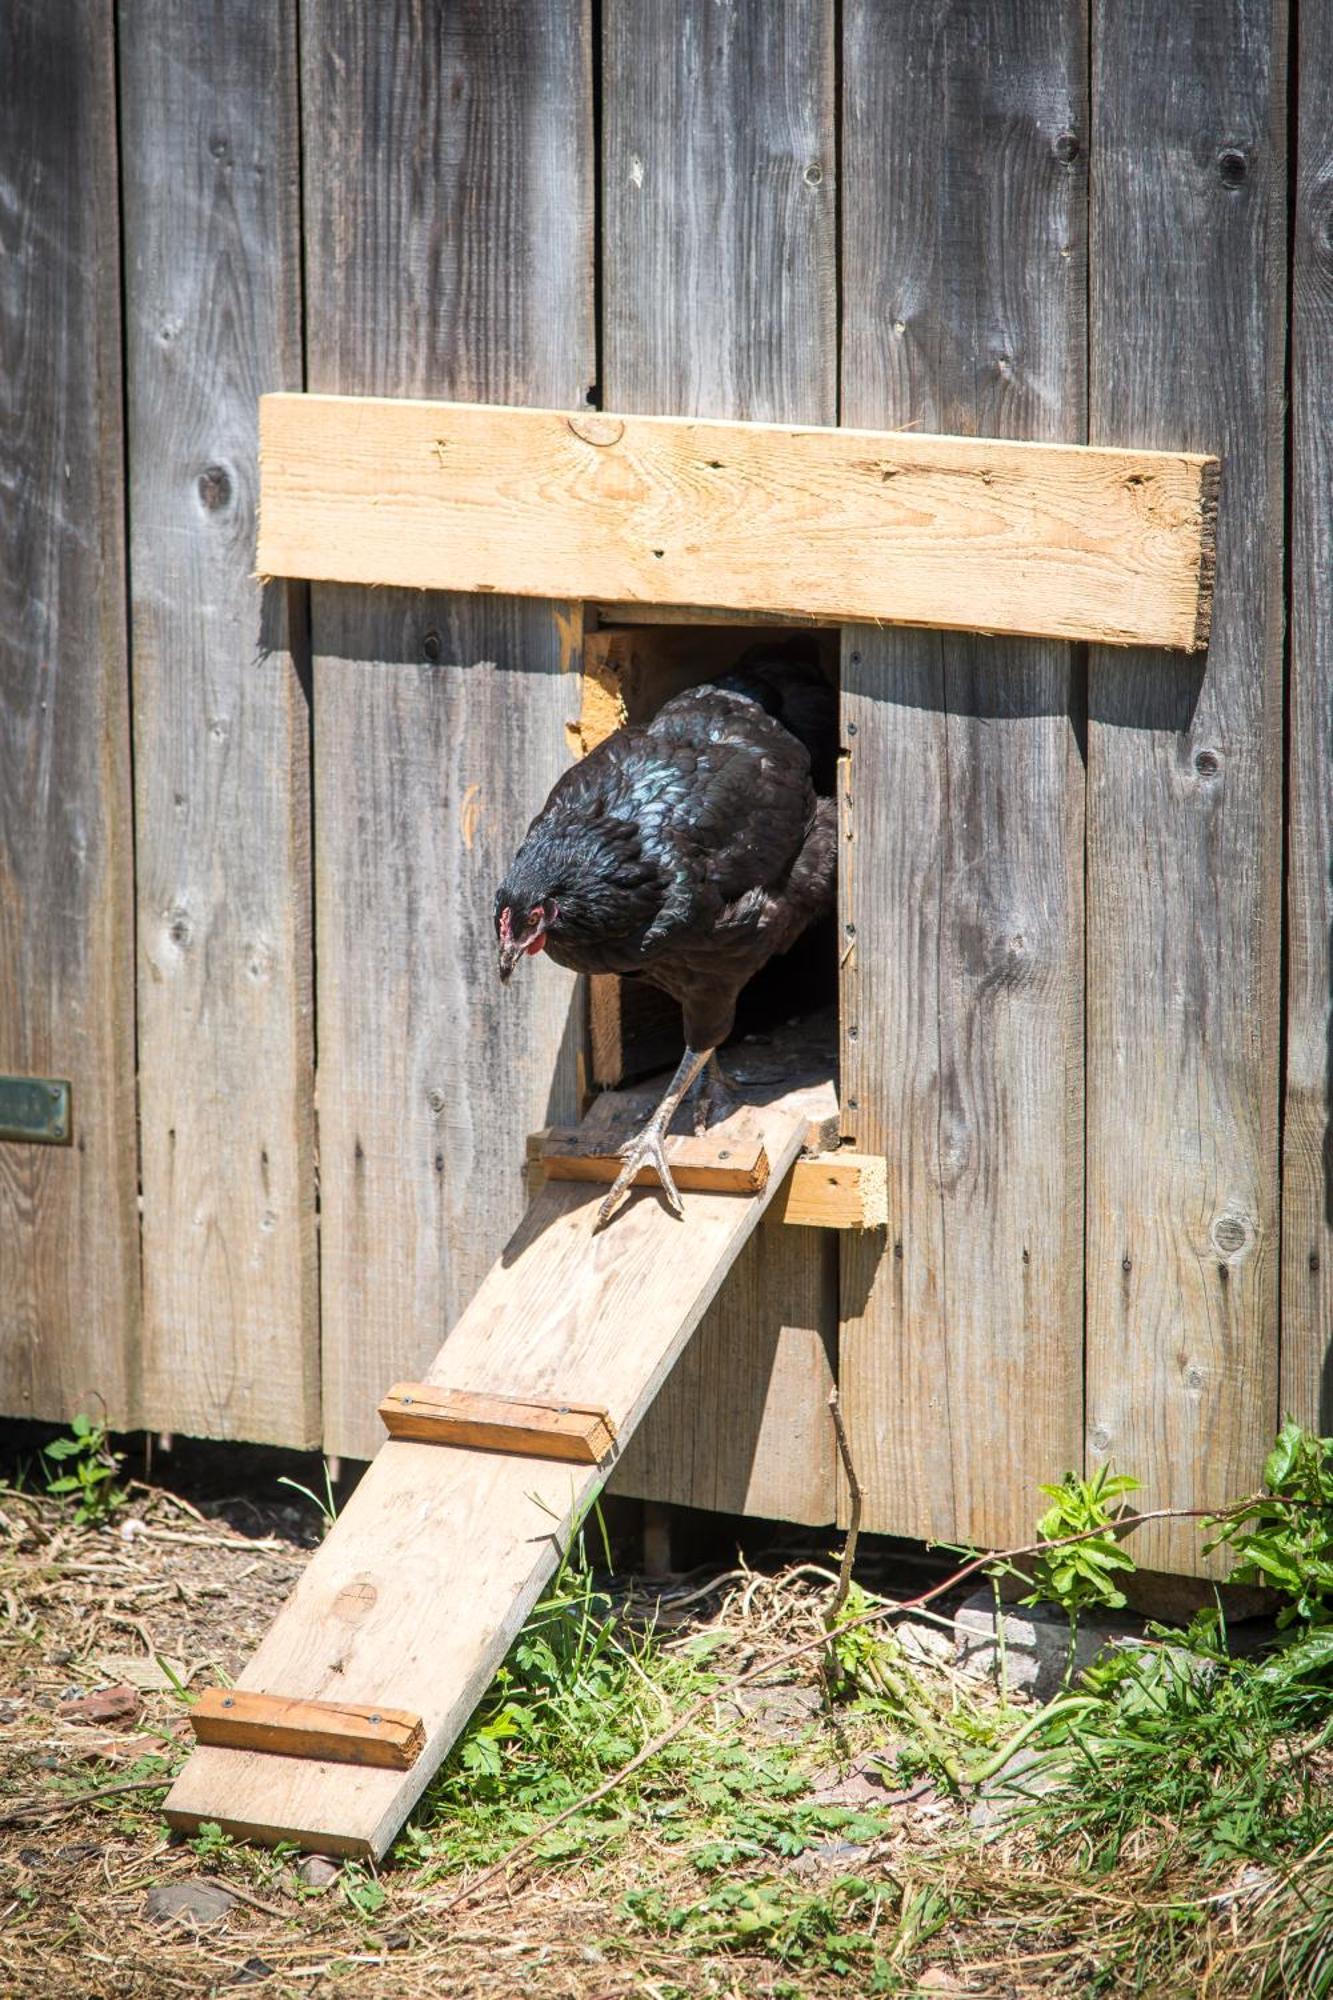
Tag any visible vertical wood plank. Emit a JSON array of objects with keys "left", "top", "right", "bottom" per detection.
[
  {"left": 1086, "top": 0, "right": 1285, "bottom": 1571},
  {"left": 303, "top": 1, "right": 593, "bottom": 1459},
  {"left": 120, "top": 3, "right": 317, "bottom": 1445},
  {"left": 0, "top": 3, "right": 140, "bottom": 1425},
  {"left": 838, "top": 0, "right": 1087, "bottom": 1545},
  {"left": 1281, "top": 2, "right": 1333, "bottom": 1433},
  {"left": 604, "top": 0, "right": 840, "bottom": 1524}
]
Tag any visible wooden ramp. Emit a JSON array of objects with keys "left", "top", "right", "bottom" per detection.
[{"left": 164, "top": 1067, "right": 835, "bottom": 1859}]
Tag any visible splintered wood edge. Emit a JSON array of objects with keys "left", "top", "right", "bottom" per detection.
[
  {"left": 190, "top": 1689, "right": 426, "bottom": 1771},
  {"left": 1192, "top": 457, "right": 1221, "bottom": 653},
  {"left": 378, "top": 1382, "right": 617, "bottom": 1464}
]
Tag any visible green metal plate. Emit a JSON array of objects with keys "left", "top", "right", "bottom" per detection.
[{"left": 0, "top": 1076, "right": 72, "bottom": 1145}]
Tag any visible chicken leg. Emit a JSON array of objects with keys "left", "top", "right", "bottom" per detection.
[
  {"left": 595, "top": 1046, "right": 713, "bottom": 1230},
  {"left": 689, "top": 1051, "right": 740, "bottom": 1137}
]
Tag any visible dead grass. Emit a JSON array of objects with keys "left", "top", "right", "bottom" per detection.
[{"left": 1, "top": 1471, "right": 1331, "bottom": 1999}]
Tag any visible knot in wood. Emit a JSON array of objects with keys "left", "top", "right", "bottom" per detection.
[
  {"left": 1210, "top": 1212, "right": 1250, "bottom": 1259},
  {"left": 197, "top": 464, "right": 233, "bottom": 512},
  {"left": 1052, "top": 130, "right": 1081, "bottom": 166},
  {"left": 1217, "top": 147, "right": 1249, "bottom": 190},
  {"left": 567, "top": 414, "right": 624, "bottom": 447},
  {"left": 333, "top": 1579, "right": 378, "bottom": 1624}
]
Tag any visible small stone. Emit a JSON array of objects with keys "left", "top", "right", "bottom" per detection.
[
  {"left": 788, "top": 1838, "right": 873, "bottom": 1878},
  {"left": 297, "top": 1853, "right": 341, "bottom": 1890},
  {"left": 915, "top": 1968, "right": 966, "bottom": 1993},
  {"left": 897, "top": 1620, "right": 954, "bottom": 1666},
  {"left": 74, "top": 1729, "right": 174, "bottom": 1766},
  {"left": 58, "top": 1683, "right": 142, "bottom": 1730},
  {"left": 810, "top": 1761, "right": 893, "bottom": 1807},
  {"left": 954, "top": 1589, "right": 1137, "bottom": 1702},
  {"left": 144, "top": 1878, "right": 236, "bottom": 1927},
  {"left": 48, "top": 1648, "right": 73, "bottom": 1668},
  {"left": 969, "top": 1744, "right": 1063, "bottom": 1833},
  {"left": 228, "top": 1959, "right": 272, "bottom": 1987}
]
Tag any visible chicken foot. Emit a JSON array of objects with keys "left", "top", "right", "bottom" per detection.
[{"left": 595, "top": 1046, "right": 712, "bottom": 1230}]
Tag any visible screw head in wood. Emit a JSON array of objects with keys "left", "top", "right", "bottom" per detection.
[
  {"left": 369, "top": 1714, "right": 382, "bottom": 1725},
  {"left": 221, "top": 1696, "right": 234, "bottom": 1708}
]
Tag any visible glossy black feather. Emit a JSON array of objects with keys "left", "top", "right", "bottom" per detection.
[{"left": 496, "top": 648, "right": 837, "bottom": 1051}]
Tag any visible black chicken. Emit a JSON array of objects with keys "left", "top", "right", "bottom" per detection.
[{"left": 495, "top": 644, "right": 837, "bottom": 1227}]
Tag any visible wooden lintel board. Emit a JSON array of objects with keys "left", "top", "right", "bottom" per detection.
[
  {"left": 378, "top": 1383, "right": 616, "bottom": 1464},
  {"left": 191, "top": 1690, "right": 425, "bottom": 1771},
  {"left": 258, "top": 393, "right": 1217, "bottom": 651},
  {"left": 163, "top": 1078, "right": 821, "bottom": 1858}
]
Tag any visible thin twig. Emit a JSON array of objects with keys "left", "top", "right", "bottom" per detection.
[
  {"left": 0, "top": 1775, "right": 171, "bottom": 1828},
  {"left": 823, "top": 1387, "right": 864, "bottom": 1687},
  {"left": 825, "top": 1388, "right": 863, "bottom": 1628},
  {"left": 425, "top": 1499, "right": 1238, "bottom": 1919}
]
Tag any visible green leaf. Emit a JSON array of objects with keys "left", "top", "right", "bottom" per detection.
[{"left": 1264, "top": 1420, "right": 1304, "bottom": 1491}]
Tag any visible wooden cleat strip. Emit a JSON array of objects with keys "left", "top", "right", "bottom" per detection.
[
  {"left": 378, "top": 1382, "right": 617, "bottom": 1464},
  {"left": 539, "top": 1125, "right": 768, "bottom": 1195},
  {"left": 191, "top": 1689, "right": 425, "bottom": 1771}
]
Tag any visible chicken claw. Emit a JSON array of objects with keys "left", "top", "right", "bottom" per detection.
[{"left": 596, "top": 1120, "right": 684, "bottom": 1229}]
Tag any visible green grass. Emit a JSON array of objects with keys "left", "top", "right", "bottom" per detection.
[{"left": 388, "top": 1433, "right": 1333, "bottom": 1994}]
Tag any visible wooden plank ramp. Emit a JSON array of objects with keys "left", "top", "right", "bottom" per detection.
[{"left": 164, "top": 1069, "right": 833, "bottom": 1859}]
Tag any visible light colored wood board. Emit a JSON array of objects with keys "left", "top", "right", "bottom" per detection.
[
  {"left": 301, "top": 0, "right": 594, "bottom": 1461},
  {"left": 164, "top": 1084, "right": 816, "bottom": 1855},
  {"left": 378, "top": 1384, "right": 615, "bottom": 1464},
  {"left": 779, "top": 1155, "right": 888, "bottom": 1231},
  {"left": 838, "top": 0, "right": 1086, "bottom": 1546},
  {"left": 531, "top": 1137, "right": 886, "bottom": 1231},
  {"left": 588, "top": 972, "right": 683, "bottom": 1090},
  {"left": 259, "top": 392, "right": 1216, "bottom": 653},
  {"left": 191, "top": 1690, "right": 424, "bottom": 1770},
  {"left": 1085, "top": 0, "right": 1285, "bottom": 1574},
  {"left": 600, "top": 0, "right": 838, "bottom": 1534},
  {"left": 1280, "top": 4, "right": 1333, "bottom": 1431},
  {"left": 313, "top": 593, "right": 584, "bottom": 1462},
  {"left": 118, "top": 2, "right": 317, "bottom": 1446},
  {"left": 0, "top": 2, "right": 140, "bottom": 1426},
  {"left": 542, "top": 1117, "right": 769, "bottom": 1194}
]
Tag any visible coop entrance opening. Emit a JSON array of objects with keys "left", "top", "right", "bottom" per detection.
[{"left": 579, "top": 608, "right": 841, "bottom": 1093}]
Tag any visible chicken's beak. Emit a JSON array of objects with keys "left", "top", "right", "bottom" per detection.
[{"left": 498, "top": 920, "right": 547, "bottom": 984}]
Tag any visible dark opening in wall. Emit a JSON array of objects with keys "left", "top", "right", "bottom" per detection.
[{"left": 579, "top": 609, "right": 841, "bottom": 1089}]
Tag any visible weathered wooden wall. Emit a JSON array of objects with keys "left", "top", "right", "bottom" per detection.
[{"left": 0, "top": 0, "right": 1320, "bottom": 1576}]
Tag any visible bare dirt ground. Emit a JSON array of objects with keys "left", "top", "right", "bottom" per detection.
[
  {"left": 4, "top": 1443, "right": 1321, "bottom": 2000},
  {"left": 0, "top": 1459, "right": 993, "bottom": 2000}
]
